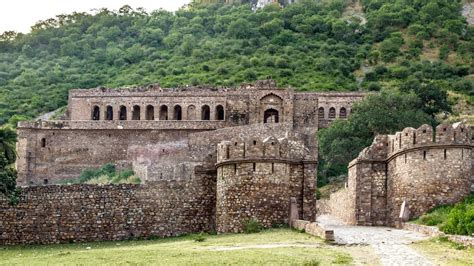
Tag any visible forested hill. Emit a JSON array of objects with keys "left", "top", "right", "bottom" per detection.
[{"left": 0, "top": 0, "right": 473, "bottom": 125}]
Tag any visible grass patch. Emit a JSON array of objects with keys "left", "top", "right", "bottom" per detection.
[
  {"left": 412, "top": 193, "right": 474, "bottom": 236},
  {"left": 57, "top": 163, "right": 140, "bottom": 185},
  {"left": 0, "top": 229, "right": 353, "bottom": 265},
  {"left": 413, "top": 237, "right": 474, "bottom": 266}
]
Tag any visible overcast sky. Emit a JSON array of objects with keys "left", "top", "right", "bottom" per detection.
[{"left": 0, "top": 0, "right": 191, "bottom": 33}]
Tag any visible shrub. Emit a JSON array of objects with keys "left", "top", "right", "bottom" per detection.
[
  {"left": 243, "top": 218, "right": 262, "bottom": 234},
  {"left": 415, "top": 193, "right": 474, "bottom": 236},
  {"left": 193, "top": 232, "right": 206, "bottom": 242}
]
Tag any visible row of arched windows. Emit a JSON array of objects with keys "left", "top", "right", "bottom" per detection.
[
  {"left": 91, "top": 104, "right": 225, "bottom": 121},
  {"left": 318, "top": 107, "right": 347, "bottom": 119}
]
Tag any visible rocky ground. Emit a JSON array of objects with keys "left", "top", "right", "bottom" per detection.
[{"left": 317, "top": 215, "right": 433, "bottom": 266}]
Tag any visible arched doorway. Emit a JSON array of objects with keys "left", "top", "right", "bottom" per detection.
[
  {"left": 105, "top": 106, "right": 113, "bottom": 120},
  {"left": 119, "top": 106, "right": 127, "bottom": 120},
  {"left": 174, "top": 105, "right": 182, "bottom": 120},
  {"left": 264, "top": 109, "right": 279, "bottom": 123},
  {"left": 260, "top": 93, "right": 283, "bottom": 124},
  {"left": 215, "top": 105, "right": 225, "bottom": 120},
  {"left": 201, "top": 105, "right": 210, "bottom": 120},
  {"left": 91, "top": 106, "right": 100, "bottom": 120},
  {"left": 146, "top": 105, "right": 154, "bottom": 120},
  {"left": 132, "top": 105, "right": 141, "bottom": 120},
  {"left": 159, "top": 105, "right": 168, "bottom": 120}
]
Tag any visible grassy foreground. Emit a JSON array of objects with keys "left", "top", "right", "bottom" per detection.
[
  {"left": 0, "top": 229, "right": 353, "bottom": 265},
  {"left": 413, "top": 237, "right": 474, "bottom": 266}
]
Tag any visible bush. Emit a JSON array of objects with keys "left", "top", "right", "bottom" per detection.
[
  {"left": 243, "top": 218, "right": 262, "bottom": 234},
  {"left": 415, "top": 193, "right": 474, "bottom": 236},
  {"left": 193, "top": 232, "right": 207, "bottom": 242}
]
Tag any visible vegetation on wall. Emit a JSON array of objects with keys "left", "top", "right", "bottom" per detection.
[
  {"left": 58, "top": 163, "right": 141, "bottom": 185},
  {"left": 0, "top": 127, "right": 20, "bottom": 204}
]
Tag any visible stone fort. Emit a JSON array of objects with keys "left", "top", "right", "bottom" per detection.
[{"left": 1, "top": 80, "right": 472, "bottom": 245}]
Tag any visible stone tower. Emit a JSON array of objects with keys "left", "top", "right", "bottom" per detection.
[{"left": 215, "top": 135, "right": 317, "bottom": 233}]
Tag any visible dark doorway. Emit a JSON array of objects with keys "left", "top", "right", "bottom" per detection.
[
  {"left": 174, "top": 105, "right": 182, "bottom": 120},
  {"left": 132, "top": 105, "right": 141, "bottom": 120},
  {"left": 119, "top": 106, "right": 127, "bottom": 120},
  {"left": 264, "top": 109, "right": 279, "bottom": 123},
  {"left": 216, "top": 105, "right": 225, "bottom": 120},
  {"left": 146, "top": 105, "right": 154, "bottom": 120},
  {"left": 159, "top": 105, "right": 168, "bottom": 120},
  {"left": 91, "top": 106, "right": 100, "bottom": 120},
  {"left": 201, "top": 105, "right": 210, "bottom": 120},
  {"left": 105, "top": 106, "right": 113, "bottom": 120}
]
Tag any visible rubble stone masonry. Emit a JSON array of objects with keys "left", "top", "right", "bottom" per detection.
[
  {"left": 0, "top": 174, "right": 216, "bottom": 245},
  {"left": 323, "top": 122, "right": 473, "bottom": 226}
]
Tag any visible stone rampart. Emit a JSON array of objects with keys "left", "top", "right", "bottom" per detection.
[
  {"left": 0, "top": 176, "right": 215, "bottom": 245},
  {"left": 323, "top": 122, "right": 473, "bottom": 227},
  {"left": 215, "top": 135, "right": 317, "bottom": 233}
]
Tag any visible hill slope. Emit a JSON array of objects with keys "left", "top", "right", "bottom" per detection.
[{"left": 0, "top": 0, "right": 473, "bottom": 125}]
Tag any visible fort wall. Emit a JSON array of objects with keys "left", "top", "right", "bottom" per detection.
[
  {"left": 322, "top": 122, "right": 473, "bottom": 226},
  {"left": 215, "top": 136, "right": 317, "bottom": 233},
  {"left": 0, "top": 175, "right": 216, "bottom": 245}
]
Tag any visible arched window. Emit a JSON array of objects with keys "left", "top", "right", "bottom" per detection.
[
  {"left": 159, "top": 105, "right": 168, "bottom": 120},
  {"left": 187, "top": 105, "right": 196, "bottom": 120},
  {"left": 264, "top": 108, "right": 279, "bottom": 123},
  {"left": 146, "top": 105, "right": 154, "bottom": 120},
  {"left": 201, "top": 105, "right": 210, "bottom": 120},
  {"left": 119, "top": 106, "right": 127, "bottom": 120},
  {"left": 329, "top": 107, "right": 336, "bottom": 119},
  {"left": 339, "top": 107, "right": 347, "bottom": 118},
  {"left": 318, "top": 107, "right": 325, "bottom": 119},
  {"left": 91, "top": 106, "right": 100, "bottom": 120},
  {"left": 174, "top": 105, "right": 182, "bottom": 120},
  {"left": 216, "top": 105, "right": 225, "bottom": 121},
  {"left": 132, "top": 105, "right": 140, "bottom": 120},
  {"left": 105, "top": 106, "right": 113, "bottom": 120}
]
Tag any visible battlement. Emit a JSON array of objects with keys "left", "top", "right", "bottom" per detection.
[
  {"left": 350, "top": 122, "right": 472, "bottom": 167},
  {"left": 216, "top": 135, "right": 309, "bottom": 166}
]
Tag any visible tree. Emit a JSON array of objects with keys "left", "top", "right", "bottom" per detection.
[
  {"left": 317, "top": 90, "right": 432, "bottom": 184},
  {"left": 0, "top": 127, "right": 19, "bottom": 204}
]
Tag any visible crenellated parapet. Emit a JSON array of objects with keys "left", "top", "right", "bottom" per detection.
[
  {"left": 340, "top": 122, "right": 473, "bottom": 227},
  {"left": 350, "top": 122, "right": 472, "bottom": 167},
  {"left": 216, "top": 135, "right": 311, "bottom": 166},
  {"left": 215, "top": 134, "right": 317, "bottom": 233}
]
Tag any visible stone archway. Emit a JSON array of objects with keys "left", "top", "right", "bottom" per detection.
[
  {"left": 260, "top": 93, "right": 283, "bottom": 123},
  {"left": 264, "top": 108, "right": 279, "bottom": 123}
]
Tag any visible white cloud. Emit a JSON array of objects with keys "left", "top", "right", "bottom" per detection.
[{"left": 0, "top": 0, "right": 191, "bottom": 33}]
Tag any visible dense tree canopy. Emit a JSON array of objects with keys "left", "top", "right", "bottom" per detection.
[
  {"left": 317, "top": 90, "right": 432, "bottom": 185},
  {"left": 0, "top": 127, "right": 18, "bottom": 202},
  {"left": 0, "top": 0, "right": 471, "bottom": 125}
]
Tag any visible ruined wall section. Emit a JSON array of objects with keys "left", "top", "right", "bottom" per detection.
[
  {"left": 323, "top": 122, "right": 473, "bottom": 227},
  {"left": 386, "top": 123, "right": 473, "bottom": 226},
  {"left": 16, "top": 121, "right": 219, "bottom": 185},
  {"left": 315, "top": 92, "right": 366, "bottom": 128},
  {"left": 215, "top": 135, "right": 316, "bottom": 233},
  {"left": 0, "top": 176, "right": 216, "bottom": 245}
]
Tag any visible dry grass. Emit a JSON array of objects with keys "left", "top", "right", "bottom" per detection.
[{"left": 0, "top": 229, "right": 354, "bottom": 265}]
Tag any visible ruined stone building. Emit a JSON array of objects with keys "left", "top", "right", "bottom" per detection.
[
  {"left": 2, "top": 80, "right": 472, "bottom": 245},
  {"left": 319, "top": 122, "right": 473, "bottom": 227}
]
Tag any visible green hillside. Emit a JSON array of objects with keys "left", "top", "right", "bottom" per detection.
[{"left": 0, "top": 0, "right": 473, "bottom": 125}]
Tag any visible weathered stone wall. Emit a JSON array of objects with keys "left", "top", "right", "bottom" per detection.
[
  {"left": 215, "top": 136, "right": 317, "bottom": 233},
  {"left": 0, "top": 174, "right": 216, "bottom": 245},
  {"left": 386, "top": 124, "right": 473, "bottom": 226},
  {"left": 322, "top": 122, "right": 473, "bottom": 227},
  {"left": 15, "top": 126, "right": 210, "bottom": 185},
  {"left": 18, "top": 81, "right": 364, "bottom": 185},
  {"left": 322, "top": 187, "right": 356, "bottom": 225}
]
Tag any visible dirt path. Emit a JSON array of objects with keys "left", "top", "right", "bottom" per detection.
[{"left": 317, "top": 215, "right": 433, "bottom": 266}]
